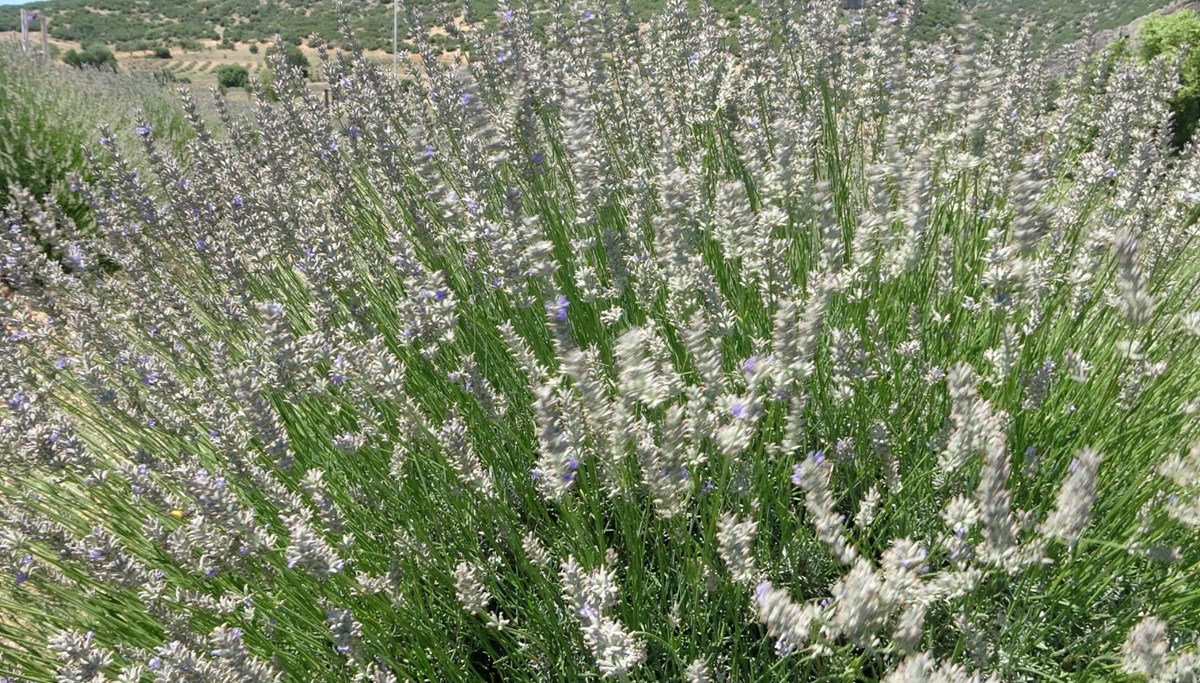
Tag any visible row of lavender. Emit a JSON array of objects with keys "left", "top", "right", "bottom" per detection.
[{"left": 2, "top": 0, "right": 1199, "bottom": 680}]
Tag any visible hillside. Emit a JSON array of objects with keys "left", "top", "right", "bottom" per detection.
[
  {"left": 0, "top": 0, "right": 489, "bottom": 53},
  {"left": 969, "top": 0, "right": 1175, "bottom": 44},
  {"left": 0, "top": 0, "right": 1180, "bottom": 54}
]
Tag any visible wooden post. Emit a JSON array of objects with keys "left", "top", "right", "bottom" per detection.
[
  {"left": 19, "top": 9, "right": 29, "bottom": 53},
  {"left": 324, "top": 88, "right": 331, "bottom": 111},
  {"left": 40, "top": 17, "right": 49, "bottom": 61}
]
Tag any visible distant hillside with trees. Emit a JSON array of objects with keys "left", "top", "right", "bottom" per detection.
[{"left": 0, "top": 0, "right": 1179, "bottom": 54}]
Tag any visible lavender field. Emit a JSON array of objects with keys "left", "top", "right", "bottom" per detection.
[{"left": 2, "top": 1, "right": 1200, "bottom": 681}]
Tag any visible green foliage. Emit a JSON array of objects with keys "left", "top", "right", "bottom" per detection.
[
  {"left": 216, "top": 63, "right": 249, "bottom": 89},
  {"left": 153, "top": 46, "right": 173, "bottom": 59},
  {"left": 1139, "top": 9, "right": 1200, "bottom": 148},
  {"left": 0, "top": 45, "right": 190, "bottom": 272},
  {"left": 905, "top": 0, "right": 966, "bottom": 44},
  {"left": 249, "top": 43, "right": 259, "bottom": 54},
  {"left": 63, "top": 43, "right": 118, "bottom": 72},
  {"left": 115, "top": 38, "right": 153, "bottom": 52},
  {"left": 265, "top": 42, "right": 311, "bottom": 80}
]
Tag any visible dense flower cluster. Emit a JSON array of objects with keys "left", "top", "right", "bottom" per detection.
[{"left": 2, "top": 0, "right": 1200, "bottom": 680}]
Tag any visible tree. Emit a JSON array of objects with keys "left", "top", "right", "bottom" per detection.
[
  {"left": 216, "top": 64, "right": 250, "bottom": 90},
  {"left": 1139, "top": 9, "right": 1200, "bottom": 148},
  {"left": 265, "top": 43, "right": 310, "bottom": 80},
  {"left": 153, "top": 46, "right": 172, "bottom": 59}
]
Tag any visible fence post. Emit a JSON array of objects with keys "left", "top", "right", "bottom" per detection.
[
  {"left": 40, "top": 17, "right": 49, "bottom": 61},
  {"left": 19, "top": 9, "right": 29, "bottom": 53}
]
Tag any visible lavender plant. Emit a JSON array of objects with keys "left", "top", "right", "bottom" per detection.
[
  {"left": 0, "top": 45, "right": 189, "bottom": 230},
  {"left": 2, "top": 2, "right": 1200, "bottom": 680}
]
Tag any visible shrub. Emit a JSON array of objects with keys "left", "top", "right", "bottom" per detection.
[
  {"left": 115, "top": 39, "right": 153, "bottom": 53},
  {"left": 265, "top": 41, "right": 311, "bottom": 80},
  {"left": 1138, "top": 9, "right": 1200, "bottom": 148},
  {"left": 153, "top": 46, "right": 173, "bottom": 59},
  {"left": 249, "top": 42, "right": 259, "bottom": 54},
  {"left": 216, "top": 63, "right": 250, "bottom": 89},
  {"left": 62, "top": 43, "right": 119, "bottom": 72},
  {"left": 2, "top": 5, "right": 1200, "bottom": 682}
]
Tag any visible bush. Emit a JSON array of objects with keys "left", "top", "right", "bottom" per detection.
[
  {"left": 216, "top": 63, "right": 250, "bottom": 90},
  {"left": 115, "top": 39, "right": 153, "bottom": 53},
  {"left": 249, "top": 43, "right": 259, "bottom": 54},
  {"left": 3, "top": 7, "right": 1200, "bottom": 683},
  {"left": 153, "top": 46, "right": 173, "bottom": 59},
  {"left": 62, "top": 43, "right": 118, "bottom": 72},
  {"left": 264, "top": 42, "right": 311, "bottom": 80},
  {"left": 1138, "top": 9, "right": 1200, "bottom": 148}
]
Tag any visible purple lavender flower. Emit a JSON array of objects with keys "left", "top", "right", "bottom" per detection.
[
  {"left": 135, "top": 124, "right": 153, "bottom": 137},
  {"left": 835, "top": 438, "right": 852, "bottom": 459},
  {"left": 548, "top": 294, "right": 569, "bottom": 320},
  {"left": 755, "top": 582, "right": 771, "bottom": 603},
  {"left": 730, "top": 401, "right": 750, "bottom": 420},
  {"left": 7, "top": 391, "right": 28, "bottom": 412}
]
